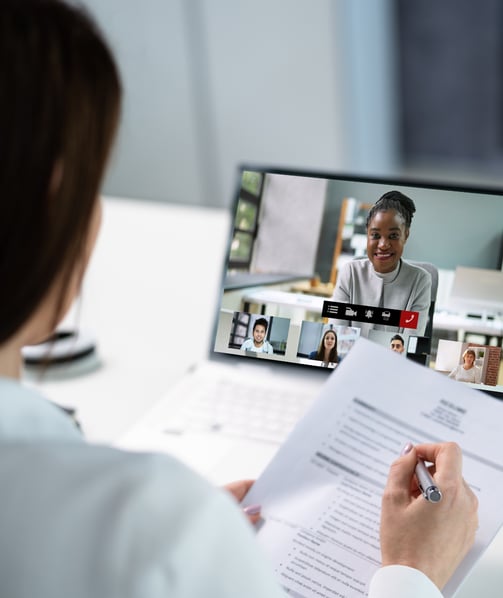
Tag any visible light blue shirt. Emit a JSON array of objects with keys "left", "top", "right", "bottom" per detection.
[
  {"left": 0, "top": 377, "right": 285, "bottom": 598},
  {"left": 0, "top": 377, "right": 441, "bottom": 597},
  {"left": 240, "top": 338, "right": 274, "bottom": 353}
]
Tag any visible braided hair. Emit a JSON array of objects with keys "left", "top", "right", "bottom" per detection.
[{"left": 366, "top": 190, "right": 416, "bottom": 229}]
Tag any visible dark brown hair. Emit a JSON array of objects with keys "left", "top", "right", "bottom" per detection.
[
  {"left": 0, "top": 0, "right": 121, "bottom": 343},
  {"left": 314, "top": 329, "right": 338, "bottom": 363}
]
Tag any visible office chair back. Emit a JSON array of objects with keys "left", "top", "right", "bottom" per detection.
[{"left": 409, "top": 261, "right": 438, "bottom": 338}]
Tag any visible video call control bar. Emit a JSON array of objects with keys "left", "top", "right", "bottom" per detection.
[{"left": 322, "top": 301, "right": 419, "bottom": 330}]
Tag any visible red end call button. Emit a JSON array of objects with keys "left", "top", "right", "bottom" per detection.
[{"left": 399, "top": 310, "right": 419, "bottom": 329}]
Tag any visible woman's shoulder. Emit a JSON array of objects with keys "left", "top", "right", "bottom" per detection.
[
  {"left": 341, "top": 258, "right": 372, "bottom": 277},
  {"left": 0, "top": 442, "right": 280, "bottom": 597},
  {"left": 400, "top": 260, "right": 432, "bottom": 287},
  {"left": 401, "top": 260, "right": 431, "bottom": 279},
  {"left": 346, "top": 257, "right": 370, "bottom": 269}
]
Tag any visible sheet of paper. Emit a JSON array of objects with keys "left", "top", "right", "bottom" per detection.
[{"left": 243, "top": 337, "right": 503, "bottom": 597}]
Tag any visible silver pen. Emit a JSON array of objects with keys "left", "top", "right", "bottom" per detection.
[{"left": 415, "top": 459, "right": 443, "bottom": 503}]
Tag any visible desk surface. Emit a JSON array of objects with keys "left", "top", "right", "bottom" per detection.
[
  {"left": 434, "top": 311, "right": 503, "bottom": 336},
  {"left": 242, "top": 288, "right": 326, "bottom": 311},
  {"left": 28, "top": 197, "right": 503, "bottom": 597},
  {"left": 29, "top": 197, "right": 231, "bottom": 444}
]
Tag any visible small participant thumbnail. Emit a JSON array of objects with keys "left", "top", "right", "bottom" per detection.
[
  {"left": 297, "top": 321, "right": 360, "bottom": 366},
  {"left": 435, "top": 339, "right": 502, "bottom": 386},
  {"left": 228, "top": 311, "right": 290, "bottom": 355}
]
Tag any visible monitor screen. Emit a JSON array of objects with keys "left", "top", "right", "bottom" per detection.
[{"left": 213, "top": 167, "right": 503, "bottom": 398}]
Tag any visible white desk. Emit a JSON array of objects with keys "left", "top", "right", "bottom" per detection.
[
  {"left": 433, "top": 310, "right": 503, "bottom": 345},
  {"left": 28, "top": 196, "right": 231, "bottom": 444},
  {"left": 28, "top": 197, "right": 503, "bottom": 597},
  {"left": 242, "top": 288, "right": 326, "bottom": 315}
]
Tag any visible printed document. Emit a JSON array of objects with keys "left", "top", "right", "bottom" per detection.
[{"left": 243, "top": 338, "right": 503, "bottom": 597}]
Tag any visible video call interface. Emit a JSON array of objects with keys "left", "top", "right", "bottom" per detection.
[{"left": 214, "top": 168, "right": 503, "bottom": 397}]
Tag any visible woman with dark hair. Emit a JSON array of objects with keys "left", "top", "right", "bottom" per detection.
[
  {"left": 309, "top": 329, "right": 339, "bottom": 363},
  {"left": 331, "top": 190, "right": 432, "bottom": 337},
  {"left": 0, "top": 1, "right": 121, "bottom": 346},
  {"left": 0, "top": 2, "right": 281, "bottom": 596},
  {"left": 0, "top": 2, "right": 477, "bottom": 597}
]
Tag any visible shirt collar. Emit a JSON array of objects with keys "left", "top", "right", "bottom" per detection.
[
  {"left": 0, "top": 376, "right": 83, "bottom": 443},
  {"left": 372, "top": 259, "right": 402, "bottom": 283}
]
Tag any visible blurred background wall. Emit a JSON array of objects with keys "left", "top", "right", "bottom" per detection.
[{"left": 82, "top": 0, "right": 503, "bottom": 208}]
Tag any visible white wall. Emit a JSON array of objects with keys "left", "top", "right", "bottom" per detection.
[
  {"left": 82, "top": 1, "right": 204, "bottom": 206},
  {"left": 82, "top": 0, "right": 399, "bottom": 207},
  {"left": 251, "top": 174, "right": 327, "bottom": 274}
]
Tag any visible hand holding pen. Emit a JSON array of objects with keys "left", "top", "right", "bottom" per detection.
[
  {"left": 414, "top": 454, "right": 442, "bottom": 503},
  {"left": 378, "top": 442, "right": 479, "bottom": 591}
]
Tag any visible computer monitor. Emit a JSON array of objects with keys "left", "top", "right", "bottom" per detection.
[
  {"left": 448, "top": 266, "right": 503, "bottom": 315},
  {"left": 214, "top": 166, "right": 503, "bottom": 397}
]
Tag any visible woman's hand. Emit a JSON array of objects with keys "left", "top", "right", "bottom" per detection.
[
  {"left": 380, "top": 442, "right": 478, "bottom": 589},
  {"left": 224, "top": 479, "right": 261, "bottom": 524}
]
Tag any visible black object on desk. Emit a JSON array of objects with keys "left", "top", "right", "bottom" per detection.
[
  {"left": 23, "top": 330, "right": 96, "bottom": 365},
  {"left": 22, "top": 329, "right": 101, "bottom": 379}
]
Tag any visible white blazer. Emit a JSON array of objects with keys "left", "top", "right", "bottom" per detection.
[{"left": 332, "top": 258, "right": 432, "bottom": 337}]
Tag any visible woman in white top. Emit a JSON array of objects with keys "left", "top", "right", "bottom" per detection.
[
  {"left": 0, "top": 2, "right": 478, "bottom": 597},
  {"left": 448, "top": 348, "right": 482, "bottom": 384}
]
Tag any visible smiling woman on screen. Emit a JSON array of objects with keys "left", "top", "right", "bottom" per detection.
[{"left": 331, "top": 191, "right": 432, "bottom": 337}]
